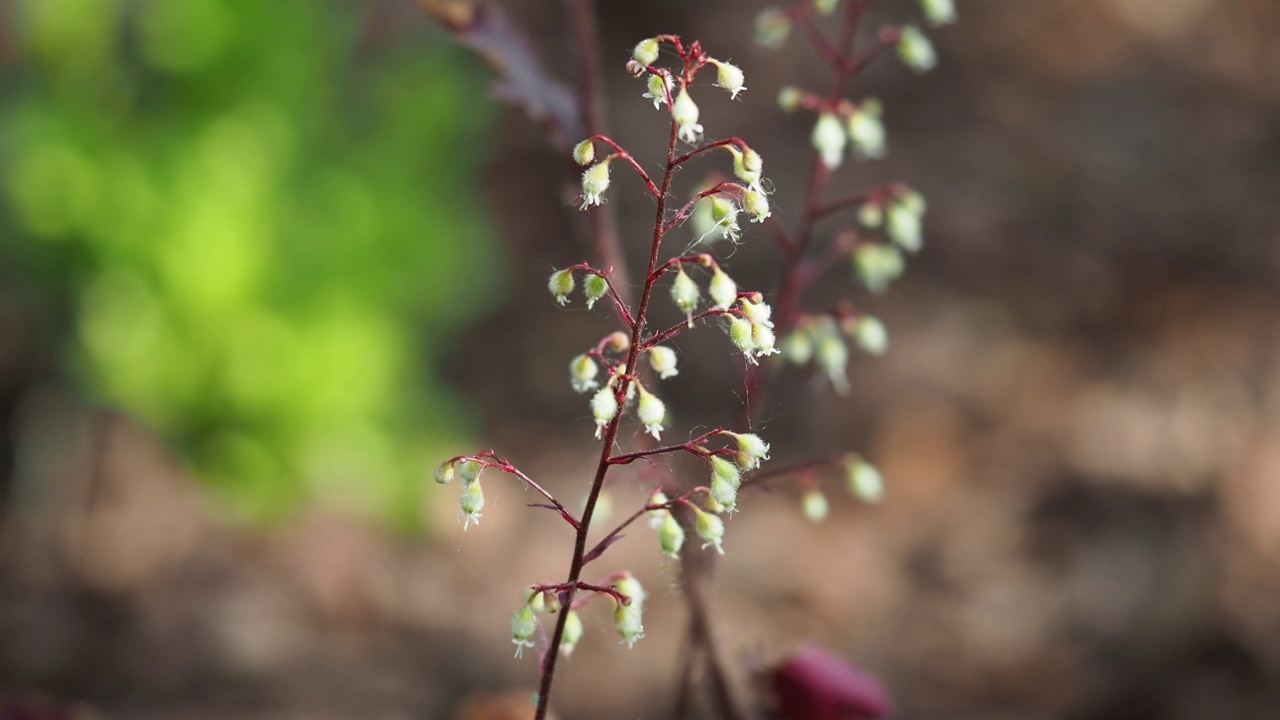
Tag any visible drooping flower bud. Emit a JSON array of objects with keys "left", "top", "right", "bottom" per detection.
[
  {"left": 777, "top": 86, "right": 803, "bottom": 112},
  {"left": 569, "top": 354, "right": 600, "bottom": 393},
  {"left": 755, "top": 7, "right": 792, "bottom": 49},
  {"left": 458, "top": 459, "right": 483, "bottom": 486},
  {"left": 710, "top": 473, "right": 738, "bottom": 512},
  {"left": 572, "top": 138, "right": 595, "bottom": 166},
  {"left": 918, "top": 0, "right": 957, "bottom": 26},
  {"left": 580, "top": 160, "right": 612, "bottom": 210},
  {"left": 814, "top": 0, "right": 840, "bottom": 14},
  {"left": 583, "top": 274, "right": 608, "bottom": 309},
  {"left": 812, "top": 112, "right": 847, "bottom": 170},
  {"left": 672, "top": 87, "right": 703, "bottom": 144},
  {"left": 727, "top": 432, "right": 771, "bottom": 470},
  {"left": 671, "top": 264, "right": 701, "bottom": 326},
  {"left": 511, "top": 601, "right": 538, "bottom": 658},
  {"left": 636, "top": 384, "right": 666, "bottom": 440},
  {"left": 783, "top": 327, "right": 814, "bottom": 364},
  {"left": 858, "top": 201, "right": 883, "bottom": 228},
  {"left": 709, "top": 266, "right": 738, "bottom": 311},
  {"left": 648, "top": 345, "right": 679, "bottom": 379},
  {"left": 605, "top": 331, "right": 630, "bottom": 353},
  {"left": 740, "top": 297, "right": 774, "bottom": 327},
  {"left": 647, "top": 489, "right": 670, "bottom": 529},
  {"left": 549, "top": 268, "right": 575, "bottom": 305},
  {"left": 847, "top": 100, "right": 886, "bottom": 160},
  {"left": 886, "top": 199, "right": 924, "bottom": 252},
  {"left": 897, "top": 26, "right": 937, "bottom": 73},
  {"left": 459, "top": 480, "right": 484, "bottom": 530},
  {"left": 801, "top": 489, "right": 830, "bottom": 523},
  {"left": 708, "top": 196, "right": 741, "bottom": 242},
  {"left": 847, "top": 459, "right": 884, "bottom": 503},
  {"left": 734, "top": 147, "right": 764, "bottom": 188},
  {"left": 560, "top": 609, "right": 584, "bottom": 656},
  {"left": 613, "top": 574, "right": 646, "bottom": 648},
  {"left": 659, "top": 512, "right": 685, "bottom": 558},
  {"left": 727, "top": 315, "right": 758, "bottom": 359},
  {"left": 816, "top": 326, "right": 850, "bottom": 395},
  {"left": 853, "top": 316, "right": 889, "bottom": 356},
  {"left": 591, "top": 386, "right": 619, "bottom": 439},
  {"left": 710, "top": 455, "right": 742, "bottom": 489},
  {"left": 744, "top": 187, "right": 771, "bottom": 223},
  {"left": 854, "top": 244, "right": 905, "bottom": 294},
  {"left": 693, "top": 505, "right": 726, "bottom": 554},
  {"left": 751, "top": 322, "right": 781, "bottom": 360},
  {"left": 712, "top": 60, "right": 746, "bottom": 99},
  {"left": 434, "top": 460, "right": 456, "bottom": 484},
  {"left": 633, "top": 37, "right": 661, "bottom": 67}
]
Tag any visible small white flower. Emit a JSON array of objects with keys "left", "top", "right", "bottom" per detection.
[
  {"left": 672, "top": 87, "right": 703, "bottom": 144},
  {"left": 569, "top": 354, "right": 600, "bottom": 393},
  {"left": 897, "top": 26, "right": 937, "bottom": 73},
  {"left": 658, "top": 512, "right": 685, "bottom": 558},
  {"left": 728, "top": 432, "right": 770, "bottom": 470},
  {"left": 919, "top": 0, "right": 957, "bottom": 27},
  {"left": 580, "top": 160, "right": 612, "bottom": 209},
  {"left": 560, "top": 610, "right": 584, "bottom": 656},
  {"left": 743, "top": 187, "right": 771, "bottom": 223},
  {"left": 812, "top": 112, "right": 847, "bottom": 170},
  {"left": 591, "top": 386, "right": 619, "bottom": 438},
  {"left": 712, "top": 60, "right": 746, "bottom": 99},
  {"left": 647, "top": 345, "right": 679, "bottom": 379},
  {"left": 671, "top": 264, "right": 701, "bottom": 326},
  {"left": 854, "top": 316, "right": 889, "bottom": 356},
  {"left": 642, "top": 73, "right": 670, "bottom": 109},
  {"left": 694, "top": 507, "right": 725, "bottom": 554},
  {"left": 801, "top": 489, "right": 830, "bottom": 523},
  {"left": 636, "top": 384, "right": 666, "bottom": 440},
  {"left": 847, "top": 100, "right": 886, "bottom": 160},
  {"left": 583, "top": 274, "right": 608, "bottom": 309},
  {"left": 886, "top": 200, "right": 923, "bottom": 252},
  {"left": 511, "top": 602, "right": 538, "bottom": 658},
  {"left": 459, "top": 480, "right": 484, "bottom": 530},
  {"left": 572, "top": 138, "right": 595, "bottom": 165},
  {"left": 708, "top": 267, "right": 737, "bottom": 311}
]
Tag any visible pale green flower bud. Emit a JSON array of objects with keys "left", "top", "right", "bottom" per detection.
[
  {"left": 710, "top": 474, "right": 738, "bottom": 512},
  {"left": 744, "top": 187, "right": 771, "bottom": 223},
  {"left": 647, "top": 489, "right": 670, "bottom": 529},
  {"left": 560, "top": 609, "right": 584, "bottom": 656},
  {"left": 727, "top": 315, "right": 757, "bottom": 359},
  {"left": 812, "top": 112, "right": 847, "bottom": 170},
  {"left": 816, "top": 324, "right": 850, "bottom": 394},
  {"left": 613, "top": 575, "right": 646, "bottom": 647},
  {"left": 572, "top": 138, "right": 595, "bottom": 166},
  {"left": 777, "top": 86, "right": 802, "bottom": 112},
  {"left": 458, "top": 459, "right": 483, "bottom": 487},
  {"left": 708, "top": 196, "right": 741, "bottom": 241},
  {"left": 712, "top": 60, "right": 746, "bottom": 99},
  {"left": 708, "top": 267, "right": 737, "bottom": 311},
  {"left": 814, "top": 0, "right": 839, "bottom": 14},
  {"left": 642, "top": 73, "right": 671, "bottom": 109},
  {"left": 671, "top": 264, "right": 701, "bottom": 325},
  {"left": 728, "top": 432, "right": 771, "bottom": 470},
  {"left": 583, "top": 274, "right": 608, "bottom": 309},
  {"left": 847, "top": 459, "right": 884, "bottom": 503},
  {"left": 710, "top": 454, "right": 742, "bottom": 488},
  {"left": 755, "top": 8, "right": 792, "bottom": 49},
  {"left": 740, "top": 298, "right": 774, "bottom": 327},
  {"left": 731, "top": 147, "right": 764, "bottom": 188},
  {"left": 633, "top": 37, "right": 661, "bottom": 67},
  {"left": 434, "top": 460, "right": 456, "bottom": 484},
  {"left": 847, "top": 100, "right": 886, "bottom": 160},
  {"left": 605, "top": 331, "right": 630, "bottom": 352},
  {"left": 648, "top": 345, "right": 679, "bottom": 379},
  {"left": 549, "top": 268, "right": 575, "bottom": 305},
  {"left": 782, "top": 328, "right": 814, "bottom": 364},
  {"left": 580, "top": 160, "right": 612, "bottom": 209},
  {"left": 591, "top": 386, "right": 619, "bottom": 439},
  {"left": 886, "top": 200, "right": 923, "bottom": 252},
  {"left": 854, "top": 316, "right": 889, "bottom": 356},
  {"left": 858, "top": 201, "right": 883, "bottom": 228},
  {"left": 854, "top": 244, "right": 905, "bottom": 294},
  {"left": 672, "top": 87, "right": 703, "bottom": 143},
  {"left": 459, "top": 480, "right": 484, "bottom": 530},
  {"left": 752, "top": 322, "right": 780, "bottom": 359},
  {"left": 801, "top": 489, "right": 830, "bottom": 523},
  {"left": 919, "top": 0, "right": 957, "bottom": 26},
  {"left": 511, "top": 602, "right": 538, "bottom": 658},
  {"left": 569, "top": 353, "right": 600, "bottom": 393},
  {"left": 636, "top": 384, "right": 666, "bottom": 440},
  {"left": 658, "top": 512, "right": 685, "bottom": 558},
  {"left": 693, "top": 506, "right": 725, "bottom": 554},
  {"left": 897, "top": 26, "right": 937, "bottom": 73}
]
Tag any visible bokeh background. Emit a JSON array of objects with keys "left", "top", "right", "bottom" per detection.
[{"left": 2, "top": 0, "right": 1279, "bottom": 718}]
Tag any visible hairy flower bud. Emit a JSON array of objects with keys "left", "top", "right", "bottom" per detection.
[
  {"left": 727, "top": 432, "right": 771, "bottom": 470},
  {"left": 693, "top": 505, "right": 726, "bottom": 554},
  {"left": 710, "top": 473, "right": 738, "bottom": 512},
  {"left": 633, "top": 37, "right": 661, "bottom": 67},
  {"left": 736, "top": 147, "right": 764, "bottom": 187},
  {"left": 647, "top": 488, "right": 670, "bottom": 529},
  {"left": 708, "top": 196, "right": 741, "bottom": 241},
  {"left": 710, "top": 454, "right": 742, "bottom": 489},
  {"left": 583, "top": 274, "right": 608, "bottom": 309},
  {"left": 636, "top": 384, "right": 666, "bottom": 440},
  {"left": 458, "top": 459, "right": 483, "bottom": 486},
  {"left": 613, "top": 574, "right": 646, "bottom": 647},
  {"left": 511, "top": 601, "right": 538, "bottom": 658},
  {"left": 712, "top": 60, "right": 746, "bottom": 99},
  {"left": 549, "top": 268, "right": 575, "bottom": 305},
  {"left": 659, "top": 512, "right": 685, "bottom": 558},
  {"left": 816, "top": 327, "right": 850, "bottom": 395},
  {"left": 671, "top": 264, "right": 701, "bottom": 325},
  {"left": 672, "top": 87, "right": 703, "bottom": 143},
  {"left": 591, "top": 386, "right": 619, "bottom": 439},
  {"left": 886, "top": 200, "right": 924, "bottom": 252},
  {"left": 560, "top": 609, "right": 584, "bottom": 656},
  {"left": 812, "top": 112, "right": 847, "bottom": 170},
  {"left": 709, "top": 266, "right": 738, "bottom": 311},
  {"left": 854, "top": 244, "right": 905, "bottom": 294},
  {"left": 727, "top": 315, "right": 758, "bottom": 359},
  {"left": 434, "top": 460, "right": 456, "bottom": 484},
  {"left": 580, "top": 160, "right": 612, "bottom": 210},
  {"left": 648, "top": 345, "right": 679, "bottom": 379},
  {"left": 919, "top": 0, "right": 957, "bottom": 26},
  {"left": 459, "top": 480, "right": 484, "bottom": 530},
  {"left": 572, "top": 138, "right": 595, "bottom": 166},
  {"left": 744, "top": 187, "right": 771, "bottom": 222},
  {"left": 782, "top": 327, "right": 814, "bottom": 365},
  {"left": 755, "top": 8, "right": 792, "bottom": 49},
  {"left": 643, "top": 73, "right": 671, "bottom": 109},
  {"left": 740, "top": 298, "right": 774, "bottom": 327},
  {"left": 569, "top": 353, "right": 600, "bottom": 393},
  {"left": 897, "top": 26, "right": 937, "bottom": 73}
]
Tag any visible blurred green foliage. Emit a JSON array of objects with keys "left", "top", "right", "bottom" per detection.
[{"left": 0, "top": 0, "right": 499, "bottom": 529}]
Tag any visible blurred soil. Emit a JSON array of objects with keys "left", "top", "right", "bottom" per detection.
[{"left": 4, "top": 0, "right": 1280, "bottom": 719}]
